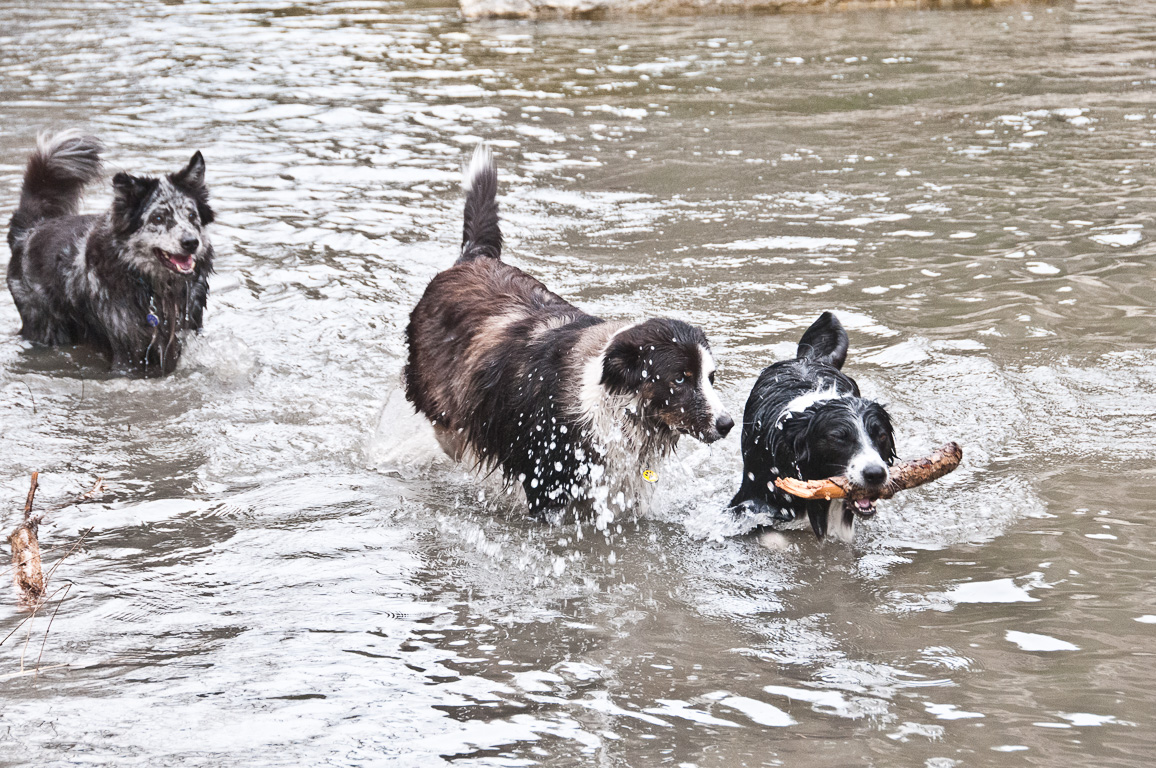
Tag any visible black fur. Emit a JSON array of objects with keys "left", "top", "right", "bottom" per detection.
[
  {"left": 6, "top": 133, "right": 215, "bottom": 376},
  {"left": 730, "top": 312, "right": 897, "bottom": 539}
]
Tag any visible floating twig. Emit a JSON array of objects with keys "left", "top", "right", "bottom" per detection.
[
  {"left": 77, "top": 477, "right": 105, "bottom": 502},
  {"left": 0, "top": 664, "right": 69, "bottom": 682},
  {"left": 3, "top": 472, "right": 96, "bottom": 678},
  {"left": 21, "top": 382, "right": 36, "bottom": 415},
  {"left": 34, "top": 582, "right": 74, "bottom": 674},
  {"left": 8, "top": 473, "right": 45, "bottom": 605},
  {"left": 23, "top": 474, "right": 38, "bottom": 516},
  {"left": 48, "top": 477, "right": 106, "bottom": 512},
  {"left": 7, "top": 473, "right": 99, "bottom": 608}
]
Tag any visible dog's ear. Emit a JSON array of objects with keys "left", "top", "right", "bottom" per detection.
[
  {"left": 780, "top": 409, "right": 814, "bottom": 470},
  {"left": 865, "top": 403, "right": 898, "bottom": 465},
  {"left": 173, "top": 151, "right": 206, "bottom": 189},
  {"left": 601, "top": 336, "right": 645, "bottom": 394},
  {"left": 112, "top": 172, "right": 152, "bottom": 204},
  {"left": 797, "top": 312, "right": 849, "bottom": 369},
  {"left": 111, "top": 173, "right": 158, "bottom": 232},
  {"left": 170, "top": 151, "right": 215, "bottom": 226}
]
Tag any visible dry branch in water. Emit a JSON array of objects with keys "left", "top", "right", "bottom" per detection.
[
  {"left": 53, "top": 477, "right": 105, "bottom": 510},
  {"left": 3, "top": 474, "right": 101, "bottom": 678},
  {"left": 8, "top": 473, "right": 45, "bottom": 604},
  {"left": 774, "top": 442, "right": 963, "bottom": 501}
]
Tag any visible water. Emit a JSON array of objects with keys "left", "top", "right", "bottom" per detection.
[{"left": 1, "top": 1, "right": 1154, "bottom": 765}]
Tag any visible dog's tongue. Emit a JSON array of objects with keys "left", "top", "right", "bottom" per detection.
[{"left": 167, "top": 253, "right": 194, "bottom": 272}]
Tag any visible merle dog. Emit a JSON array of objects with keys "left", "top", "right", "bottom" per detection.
[
  {"left": 6, "top": 132, "right": 214, "bottom": 376},
  {"left": 730, "top": 312, "right": 896, "bottom": 541},
  {"left": 405, "top": 145, "right": 734, "bottom": 521}
]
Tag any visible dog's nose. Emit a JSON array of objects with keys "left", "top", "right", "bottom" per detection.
[
  {"left": 715, "top": 413, "right": 734, "bottom": 438},
  {"left": 180, "top": 236, "right": 200, "bottom": 254},
  {"left": 862, "top": 464, "right": 888, "bottom": 486}
]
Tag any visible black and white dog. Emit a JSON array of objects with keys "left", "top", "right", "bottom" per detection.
[
  {"left": 730, "top": 312, "right": 896, "bottom": 541},
  {"left": 6, "top": 132, "right": 214, "bottom": 376},
  {"left": 405, "top": 145, "right": 734, "bottom": 520}
]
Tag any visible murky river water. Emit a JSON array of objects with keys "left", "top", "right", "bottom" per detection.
[{"left": 1, "top": 0, "right": 1154, "bottom": 765}]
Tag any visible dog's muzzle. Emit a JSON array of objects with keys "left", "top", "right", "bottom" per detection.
[
  {"left": 696, "top": 412, "right": 734, "bottom": 444},
  {"left": 846, "top": 463, "right": 888, "bottom": 517}
]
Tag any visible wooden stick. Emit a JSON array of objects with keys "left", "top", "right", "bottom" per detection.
[
  {"left": 48, "top": 476, "right": 105, "bottom": 511},
  {"left": 0, "top": 664, "right": 69, "bottom": 682},
  {"left": 9, "top": 472, "right": 46, "bottom": 604},
  {"left": 774, "top": 442, "right": 963, "bottom": 501},
  {"left": 24, "top": 473, "right": 38, "bottom": 516},
  {"left": 78, "top": 477, "right": 105, "bottom": 502}
]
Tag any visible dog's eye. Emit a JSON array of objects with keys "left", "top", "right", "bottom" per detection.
[
  {"left": 188, "top": 212, "right": 197, "bottom": 224},
  {"left": 675, "top": 375, "right": 685, "bottom": 385},
  {"left": 150, "top": 212, "right": 164, "bottom": 225}
]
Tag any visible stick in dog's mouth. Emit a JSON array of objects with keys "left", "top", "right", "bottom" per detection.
[
  {"left": 774, "top": 442, "right": 963, "bottom": 514},
  {"left": 155, "top": 248, "right": 195, "bottom": 274}
]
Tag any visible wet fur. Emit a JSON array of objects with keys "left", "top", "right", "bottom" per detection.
[
  {"left": 6, "top": 132, "right": 215, "bottom": 376},
  {"left": 405, "top": 145, "right": 732, "bottom": 519},
  {"left": 730, "top": 312, "right": 896, "bottom": 540}
]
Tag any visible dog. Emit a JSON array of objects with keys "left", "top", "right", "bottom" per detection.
[
  {"left": 729, "top": 312, "right": 896, "bottom": 541},
  {"left": 6, "top": 132, "right": 214, "bottom": 376},
  {"left": 405, "top": 145, "right": 734, "bottom": 521}
]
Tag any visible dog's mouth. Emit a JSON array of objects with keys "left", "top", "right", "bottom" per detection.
[
  {"left": 678, "top": 426, "right": 723, "bottom": 444},
  {"left": 696, "top": 429, "right": 724, "bottom": 445},
  {"left": 845, "top": 497, "right": 879, "bottom": 518},
  {"left": 154, "top": 248, "right": 196, "bottom": 275}
]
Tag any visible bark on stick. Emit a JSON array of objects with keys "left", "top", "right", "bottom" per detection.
[
  {"left": 774, "top": 442, "right": 963, "bottom": 501},
  {"left": 8, "top": 472, "right": 45, "bottom": 604}
]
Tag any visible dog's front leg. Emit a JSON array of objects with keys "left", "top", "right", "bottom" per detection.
[
  {"left": 523, "top": 478, "right": 571, "bottom": 524},
  {"left": 109, "top": 347, "right": 136, "bottom": 375},
  {"left": 109, "top": 336, "right": 151, "bottom": 376},
  {"left": 731, "top": 496, "right": 793, "bottom": 523}
]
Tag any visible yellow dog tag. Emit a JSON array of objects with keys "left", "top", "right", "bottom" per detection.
[{"left": 642, "top": 468, "right": 658, "bottom": 484}]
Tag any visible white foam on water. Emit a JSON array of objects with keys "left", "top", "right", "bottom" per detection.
[
  {"left": 703, "top": 692, "right": 796, "bottom": 727},
  {"left": 1057, "top": 712, "right": 1122, "bottom": 726},
  {"left": 942, "top": 579, "right": 1039, "bottom": 605},
  {"left": 704, "top": 236, "right": 858, "bottom": 251},
  {"left": 1090, "top": 229, "right": 1142, "bottom": 247},
  {"left": 642, "top": 700, "right": 742, "bottom": 727},
  {"left": 925, "top": 703, "right": 985, "bottom": 720},
  {"left": 1005, "top": 631, "right": 1080, "bottom": 652}
]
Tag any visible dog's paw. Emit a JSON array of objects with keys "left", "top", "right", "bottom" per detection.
[
  {"left": 528, "top": 506, "right": 568, "bottom": 526},
  {"left": 730, "top": 498, "right": 794, "bottom": 524}
]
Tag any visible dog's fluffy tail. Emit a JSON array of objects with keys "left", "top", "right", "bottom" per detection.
[
  {"left": 10, "top": 131, "right": 103, "bottom": 242},
  {"left": 459, "top": 143, "right": 502, "bottom": 262}
]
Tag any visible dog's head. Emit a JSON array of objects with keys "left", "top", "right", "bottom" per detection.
[
  {"left": 780, "top": 396, "right": 897, "bottom": 519},
  {"left": 601, "top": 318, "right": 734, "bottom": 443},
  {"left": 112, "top": 152, "right": 214, "bottom": 280}
]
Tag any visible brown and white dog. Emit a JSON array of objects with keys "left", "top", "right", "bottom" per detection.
[{"left": 404, "top": 145, "right": 733, "bottom": 521}]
